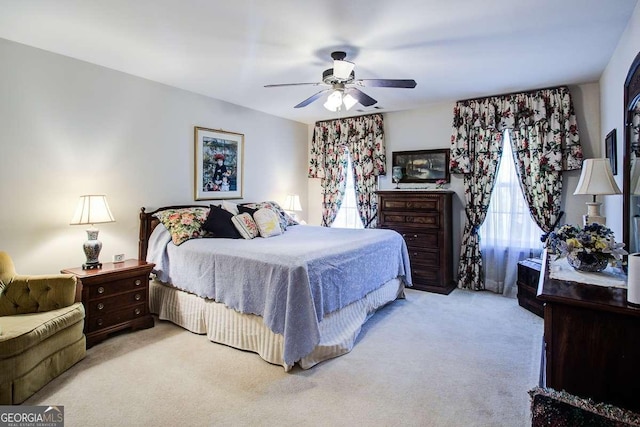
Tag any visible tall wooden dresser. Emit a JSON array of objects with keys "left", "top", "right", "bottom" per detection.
[{"left": 377, "top": 190, "right": 454, "bottom": 294}]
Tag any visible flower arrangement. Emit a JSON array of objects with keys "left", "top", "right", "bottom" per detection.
[
  {"left": 435, "top": 179, "right": 447, "bottom": 189},
  {"left": 546, "top": 223, "right": 627, "bottom": 272}
]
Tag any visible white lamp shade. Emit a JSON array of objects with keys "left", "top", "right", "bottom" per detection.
[
  {"left": 70, "top": 195, "right": 115, "bottom": 225},
  {"left": 573, "top": 158, "right": 621, "bottom": 196},
  {"left": 323, "top": 90, "right": 343, "bottom": 112},
  {"left": 333, "top": 60, "right": 355, "bottom": 80},
  {"left": 283, "top": 194, "right": 302, "bottom": 212},
  {"left": 342, "top": 93, "right": 357, "bottom": 110}
]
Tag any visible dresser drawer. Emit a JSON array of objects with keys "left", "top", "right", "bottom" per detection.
[
  {"left": 88, "top": 275, "right": 147, "bottom": 299},
  {"left": 407, "top": 249, "right": 439, "bottom": 267},
  {"left": 87, "top": 290, "right": 147, "bottom": 318},
  {"left": 412, "top": 266, "right": 441, "bottom": 285},
  {"left": 380, "top": 197, "right": 441, "bottom": 212},
  {"left": 380, "top": 212, "right": 441, "bottom": 229},
  {"left": 86, "top": 303, "right": 148, "bottom": 333},
  {"left": 397, "top": 230, "right": 439, "bottom": 249}
]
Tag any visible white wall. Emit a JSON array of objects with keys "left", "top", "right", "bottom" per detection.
[
  {"left": 0, "top": 38, "right": 308, "bottom": 274},
  {"left": 600, "top": 2, "right": 640, "bottom": 242},
  {"left": 307, "top": 83, "right": 601, "bottom": 272}
]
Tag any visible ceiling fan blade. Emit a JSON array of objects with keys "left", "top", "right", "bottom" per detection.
[
  {"left": 345, "top": 88, "right": 377, "bottom": 107},
  {"left": 264, "top": 82, "right": 324, "bottom": 88},
  {"left": 294, "top": 89, "right": 331, "bottom": 108},
  {"left": 356, "top": 79, "right": 417, "bottom": 88}
]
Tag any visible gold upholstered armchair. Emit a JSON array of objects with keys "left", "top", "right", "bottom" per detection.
[{"left": 0, "top": 251, "right": 86, "bottom": 404}]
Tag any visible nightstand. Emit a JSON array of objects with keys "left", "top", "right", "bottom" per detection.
[
  {"left": 61, "top": 259, "right": 155, "bottom": 348},
  {"left": 516, "top": 258, "right": 543, "bottom": 317}
]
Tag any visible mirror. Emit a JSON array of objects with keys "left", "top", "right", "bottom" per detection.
[{"left": 623, "top": 51, "right": 640, "bottom": 256}]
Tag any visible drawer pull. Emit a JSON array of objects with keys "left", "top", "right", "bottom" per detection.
[
  {"left": 97, "top": 286, "right": 105, "bottom": 294},
  {"left": 135, "top": 279, "right": 142, "bottom": 286},
  {"left": 135, "top": 293, "right": 141, "bottom": 301},
  {"left": 413, "top": 234, "right": 418, "bottom": 238},
  {"left": 97, "top": 319, "right": 103, "bottom": 326},
  {"left": 97, "top": 303, "right": 104, "bottom": 310},
  {"left": 134, "top": 308, "right": 141, "bottom": 315}
]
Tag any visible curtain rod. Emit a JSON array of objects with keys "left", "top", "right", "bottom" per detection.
[
  {"left": 457, "top": 85, "right": 570, "bottom": 103},
  {"left": 314, "top": 112, "right": 382, "bottom": 125}
]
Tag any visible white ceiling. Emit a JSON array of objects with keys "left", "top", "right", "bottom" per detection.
[{"left": 0, "top": 0, "right": 637, "bottom": 124}]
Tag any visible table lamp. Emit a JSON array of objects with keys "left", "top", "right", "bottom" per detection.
[
  {"left": 283, "top": 194, "right": 302, "bottom": 221},
  {"left": 573, "top": 158, "right": 621, "bottom": 225},
  {"left": 70, "top": 195, "right": 115, "bottom": 269}
]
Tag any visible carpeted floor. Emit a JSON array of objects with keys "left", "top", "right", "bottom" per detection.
[{"left": 25, "top": 288, "right": 543, "bottom": 427}]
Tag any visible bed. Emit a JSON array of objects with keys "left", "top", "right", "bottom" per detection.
[{"left": 139, "top": 204, "right": 412, "bottom": 370}]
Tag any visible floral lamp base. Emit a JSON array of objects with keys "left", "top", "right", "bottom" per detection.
[{"left": 82, "top": 228, "right": 103, "bottom": 270}]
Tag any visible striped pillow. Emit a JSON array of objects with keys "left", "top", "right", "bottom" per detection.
[{"left": 231, "top": 213, "right": 259, "bottom": 239}]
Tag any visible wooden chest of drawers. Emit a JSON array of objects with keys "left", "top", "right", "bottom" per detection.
[
  {"left": 61, "top": 260, "right": 155, "bottom": 348},
  {"left": 377, "top": 190, "right": 454, "bottom": 294}
]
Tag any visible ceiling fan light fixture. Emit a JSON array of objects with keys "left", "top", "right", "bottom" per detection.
[
  {"left": 333, "top": 60, "right": 355, "bottom": 80},
  {"left": 323, "top": 90, "right": 343, "bottom": 112},
  {"left": 343, "top": 93, "right": 357, "bottom": 110}
]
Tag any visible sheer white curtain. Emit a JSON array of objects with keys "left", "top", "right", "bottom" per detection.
[
  {"left": 480, "top": 131, "right": 543, "bottom": 297},
  {"left": 332, "top": 149, "right": 364, "bottom": 229}
]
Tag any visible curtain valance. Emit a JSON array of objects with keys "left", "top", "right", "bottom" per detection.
[
  {"left": 450, "top": 86, "right": 582, "bottom": 174},
  {"left": 308, "top": 113, "right": 386, "bottom": 179}
]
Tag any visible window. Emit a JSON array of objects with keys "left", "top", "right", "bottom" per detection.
[
  {"left": 332, "top": 150, "right": 364, "bottom": 229},
  {"left": 480, "top": 130, "right": 543, "bottom": 296},
  {"left": 480, "top": 131, "right": 543, "bottom": 249}
]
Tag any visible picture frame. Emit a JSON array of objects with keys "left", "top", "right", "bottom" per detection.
[
  {"left": 605, "top": 129, "right": 617, "bottom": 175},
  {"left": 194, "top": 126, "right": 244, "bottom": 200},
  {"left": 391, "top": 149, "right": 450, "bottom": 183}
]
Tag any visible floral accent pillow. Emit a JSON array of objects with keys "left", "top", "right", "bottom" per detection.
[
  {"left": 253, "top": 208, "right": 283, "bottom": 238},
  {"left": 232, "top": 213, "right": 259, "bottom": 239},
  {"left": 154, "top": 207, "right": 210, "bottom": 245},
  {"left": 239, "top": 201, "right": 297, "bottom": 230}
]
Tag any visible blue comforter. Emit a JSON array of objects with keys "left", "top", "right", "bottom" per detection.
[{"left": 147, "top": 224, "right": 411, "bottom": 365}]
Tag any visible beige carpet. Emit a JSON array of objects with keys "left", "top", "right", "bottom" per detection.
[{"left": 25, "top": 288, "right": 543, "bottom": 427}]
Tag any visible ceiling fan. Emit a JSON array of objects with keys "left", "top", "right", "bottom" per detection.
[{"left": 264, "top": 51, "right": 417, "bottom": 111}]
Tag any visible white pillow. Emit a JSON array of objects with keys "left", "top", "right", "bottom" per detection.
[
  {"left": 253, "top": 208, "right": 283, "bottom": 238},
  {"left": 222, "top": 200, "right": 239, "bottom": 215}
]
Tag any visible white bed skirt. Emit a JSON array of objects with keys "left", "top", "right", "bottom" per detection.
[{"left": 149, "top": 278, "right": 405, "bottom": 371}]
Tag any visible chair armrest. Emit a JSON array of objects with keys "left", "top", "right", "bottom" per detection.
[{"left": 0, "top": 274, "right": 77, "bottom": 316}]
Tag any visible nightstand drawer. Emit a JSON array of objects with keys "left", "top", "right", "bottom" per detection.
[
  {"left": 87, "top": 291, "right": 147, "bottom": 317},
  {"left": 87, "top": 303, "right": 148, "bottom": 333},
  {"left": 88, "top": 276, "right": 147, "bottom": 299}
]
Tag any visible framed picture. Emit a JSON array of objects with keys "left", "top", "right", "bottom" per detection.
[
  {"left": 391, "top": 149, "right": 450, "bottom": 183},
  {"left": 605, "top": 129, "right": 617, "bottom": 175},
  {"left": 194, "top": 127, "right": 244, "bottom": 200}
]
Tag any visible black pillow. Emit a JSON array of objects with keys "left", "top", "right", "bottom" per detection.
[
  {"left": 203, "top": 205, "right": 242, "bottom": 239},
  {"left": 237, "top": 205, "right": 258, "bottom": 217}
]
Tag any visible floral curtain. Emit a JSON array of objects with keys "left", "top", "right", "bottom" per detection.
[
  {"left": 506, "top": 88, "right": 582, "bottom": 234},
  {"left": 450, "top": 86, "right": 582, "bottom": 290},
  {"left": 309, "top": 114, "right": 386, "bottom": 227},
  {"left": 451, "top": 101, "right": 505, "bottom": 290}
]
